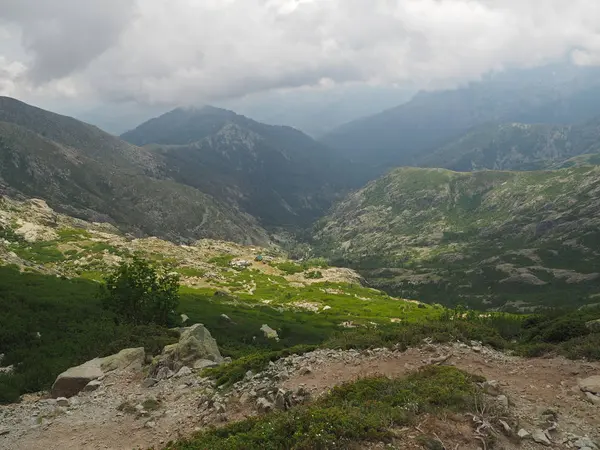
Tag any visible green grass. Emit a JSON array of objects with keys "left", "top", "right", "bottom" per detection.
[
  {"left": 163, "top": 366, "right": 484, "bottom": 450},
  {"left": 209, "top": 254, "right": 235, "bottom": 268},
  {"left": 0, "top": 266, "right": 177, "bottom": 403}
]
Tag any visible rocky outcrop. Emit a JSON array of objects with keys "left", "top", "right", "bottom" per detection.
[{"left": 51, "top": 348, "right": 145, "bottom": 398}]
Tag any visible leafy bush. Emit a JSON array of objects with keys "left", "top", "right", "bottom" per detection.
[
  {"left": 273, "top": 261, "right": 304, "bottom": 275},
  {"left": 101, "top": 258, "right": 180, "bottom": 326}
]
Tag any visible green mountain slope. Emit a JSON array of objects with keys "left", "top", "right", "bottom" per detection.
[
  {"left": 321, "top": 64, "right": 600, "bottom": 172},
  {"left": 0, "top": 97, "right": 268, "bottom": 244},
  {"left": 122, "top": 107, "right": 355, "bottom": 228},
  {"left": 418, "top": 119, "right": 600, "bottom": 171},
  {"left": 314, "top": 166, "right": 600, "bottom": 311}
]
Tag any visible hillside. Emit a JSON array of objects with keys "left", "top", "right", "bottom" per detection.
[
  {"left": 418, "top": 120, "right": 600, "bottom": 171},
  {"left": 321, "top": 64, "right": 600, "bottom": 171},
  {"left": 122, "top": 106, "right": 355, "bottom": 227},
  {"left": 314, "top": 166, "right": 600, "bottom": 310},
  {"left": 0, "top": 97, "right": 270, "bottom": 244}
]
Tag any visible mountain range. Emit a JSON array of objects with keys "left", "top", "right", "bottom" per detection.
[{"left": 321, "top": 64, "right": 600, "bottom": 172}]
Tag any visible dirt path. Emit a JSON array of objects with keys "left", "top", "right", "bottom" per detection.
[{"left": 1, "top": 343, "right": 599, "bottom": 450}]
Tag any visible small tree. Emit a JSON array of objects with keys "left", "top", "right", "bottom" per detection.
[{"left": 101, "top": 258, "right": 180, "bottom": 327}]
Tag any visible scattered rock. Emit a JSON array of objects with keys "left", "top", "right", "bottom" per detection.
[
  {"left": 496, "top": 394, "right": 509, "bottom": 409},
  {"left": 260, "top": 324, "right": 279, "bottom": 341},
  {"left": 156, "top": 367, "right": 174, "bottom": 380},
  {"left": 299, "top": 366, "right": 312, "bottom": 375},
  {"left": 175, "top": 366, "right": 192, "bottom": 377},
  {"left": 517, "top": 429, "right": 531, "bottom": 439},
  {"left": 482, "top": 380, "right": 501, "bottom": 396},
  {"left": 532, "top": 429, "right": 552, "bottom": 446},
  {"left": 180, "top": 314, "right": 189, "bottom": 324},
  {"left": 144, "top": 421, "right": 156, "bottom": 429},
  {"left": 56, "top": 397, "right": 70, "bottom": 407},
  {"left": 573, "top": 437, "right": 599, "bottom": 450},
  {"left": 220, "top": 314, "right": 232, "bottom": 322},
  {"left": 142, "top": 378, "right": 158, "bottom": 388},
  {"left": 194, "top": 359, "right": 220, "bottom": 370},
  {"left": 585, "top": 392, "right": 600, "bottom": 405},
  {"left": 579, "top": 376, "right": 600, "bottom": 394},
  {"left": 83, "top": 380, "right": 102, "bottom": 392},
  {"left": 256, "top": 397, "right": 273, "bottom": 414}
]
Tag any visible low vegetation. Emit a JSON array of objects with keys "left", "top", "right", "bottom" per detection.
[{"left": 163, "top": 366, "right": 484, "bottom": 450}]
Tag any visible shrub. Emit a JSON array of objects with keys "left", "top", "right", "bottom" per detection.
[{"left": 100, "top": 258, "right": 180, "bottom": 327}]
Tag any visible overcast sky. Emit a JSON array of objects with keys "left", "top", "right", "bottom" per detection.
[{"left": 2, "top": 0, "right": 600, "bottom": 134}]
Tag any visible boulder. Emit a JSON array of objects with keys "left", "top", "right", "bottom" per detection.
[
  {"left": 256, "top": 397, "right": 273, "bottom": 414},
  {"left": 579, "top": 376, "right": 600, "bottom": 394},
  {"left": 51, "top": 347, "right": 145, "bottom": 398},
  {"left": 51, "top": 361, "right": 103, "bottom": 398},
  {"left": 100, "top": 347, "right": 145, "bottom": 372},
  {"left": 83, "top": 380, "right": 102, "bottom": 392},
  {"left": 159, "top": 324, "right": 223, "bottom": 370},
  {"left": 260, "top": 324, "right": 279, "bottom": 341},
  {"left": 585, "top": 392, "right": 600, "bottom": 405},
  {"left": 532, "top": 429, "right": 551, "bottom": 446}
]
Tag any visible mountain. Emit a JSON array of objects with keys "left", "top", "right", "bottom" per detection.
[
  {"left": 314, "top": 166, "right": 600, "bottom": 311},
  {"left": 0, "top": 97, "right": 269, "bottom": 244},
  {"left": 122, "top": 106, "right": 355, "bottom": 228},
  {"left": 418, "top": 118, "right": 600, "bottom": 171},
  {"left": 321, "top": 64, "right": 600, "bottom": 171}
]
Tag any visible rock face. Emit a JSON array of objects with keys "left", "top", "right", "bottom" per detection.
[
  {"left": 579, "top": 376, "right": 600, "bottom": 395},
  {"left": 51, "top": 347, "right": 145, "bottom": 398}
]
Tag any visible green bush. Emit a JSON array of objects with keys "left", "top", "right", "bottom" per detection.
[{"left": 101, "top": 258, "right": 180, "bottom": 326}]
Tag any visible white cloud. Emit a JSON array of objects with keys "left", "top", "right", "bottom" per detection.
[{"left": 2, "top": 0, "right": 600, "bottom": 110}]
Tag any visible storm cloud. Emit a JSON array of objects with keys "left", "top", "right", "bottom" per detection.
[{"left": 2, "top": 0, "right": 600, "bottom": 112}]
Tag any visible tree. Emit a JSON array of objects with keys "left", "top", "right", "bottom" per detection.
[{"left": 101, "top": 258, "right": 180, "bottom": 327}]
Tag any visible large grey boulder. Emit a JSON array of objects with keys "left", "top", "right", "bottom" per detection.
[
  {"left": 158, "top": 324, "right": 223, "bottom": 370},
  {"left": 51, "top": 361, "right": 104, "bottom": 398},
  {"left": 51, "top": 347, "right": 145, "bottom": 398}
]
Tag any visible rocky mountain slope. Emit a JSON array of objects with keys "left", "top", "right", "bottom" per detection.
[
  {"left": 314, "top": 166, "right": 600, "bottom": 310},
  {"left": 122, "top": 106, "right": 355, "bottom": 228},
  {"left": 0, "top": 97, "right": 269, "bottom": 244},
  {"left": 418, "top": 119, "right": 600, "bottom": 171},
  {"left": 321, "top": 64, "right": 600, "bottom": 172}
]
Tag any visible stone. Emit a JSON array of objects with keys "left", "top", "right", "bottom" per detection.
[
  {"left": 220, "top": 314, "right": 232, "bottom": 322},
  {"left": 245, "top": 370, "right": 254, "bottom": 380},
  {"left": 83, "top": 380, "right": 102, "bottom": 392},
  {"left": 482, "top": 380, "right": 501, "bottom": 396},
  {"left": 56, "top": 397, "right": 70, "bottom": 407},
  {"left": 260, "top": 324, "right": 279, "bottom": 341},
  {"left": 585, "top": 392, "right": 600, "bottom": 405},
  {"left": 161, "top": 324, "right": 223, "bottom": 368},
  {"left": 156, "top": 367, "right": 174, "bottom": 380},
  {"left": 213, "top": 402, "right": 226, "bottom": 414},
  {"left": 144, "top": 420, "right": 156, "bottom": 429},
  {"left": 517, "top": 429, "right": 530, "bottom": 439},
  {"left": 181, "top": 314, "right": 189, "bottom": 324},
  {"left": 175, "top": 366, "right": 192, "bottom": 377},
  {"left": 194, "top": 359, "right": 220, "bottom": 370},
  {"left": 496, "top": 394, "right": 509, "bottom": 409},
  {"left": 579, "top": 376, "right": 600, "bottom": 394},
  {"left": 532, "top": 429, "right": 551, "bottom": 446},
  {"left": 256, "top": 397, "right": 273, "bottom": 414},
  {"left": 299, "top": 366, "right": 313, "bottom": 375},
  {"left": 0, "top": 365, "right": 14, "bottom": 374},
  {"left": 0, "top": 428, "right": 9, "bottom": 436},
  {"left": 99, "top": 347, "right": 145, "bottom": 373},
  {"left": 573, "top": 437, "right": 599, "bottom": 450},
  {"left": 51, "top": 361, "right": 103, "bottom": 398},
  {"left": 275, "top": 389, "right": 289, "bottom": 410},
  {"left": 142, "top": 378, "right": 158, "bottom": 388}
]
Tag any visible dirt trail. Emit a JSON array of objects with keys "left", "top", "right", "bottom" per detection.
[{"left": 2, "top": 343, "right": 599, "bottom": 450}]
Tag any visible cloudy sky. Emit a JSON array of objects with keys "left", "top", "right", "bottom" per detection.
[{"left": 1, "top": 0, "right": 600, "bottom": 134}]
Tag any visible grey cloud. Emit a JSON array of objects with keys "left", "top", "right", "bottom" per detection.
[
  {"left": 0, "top": 0, "right": 137, "bottom": 83},
  {"left": 2, "top": 0, "right": 600, "bottom": 111}
]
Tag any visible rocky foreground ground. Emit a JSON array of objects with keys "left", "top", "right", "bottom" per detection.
[{"left": 1, "top": 330, "right": 599, "bottom": 450}]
